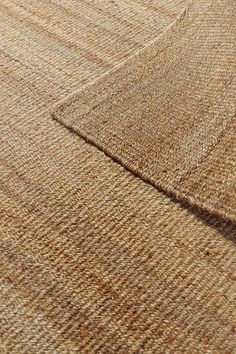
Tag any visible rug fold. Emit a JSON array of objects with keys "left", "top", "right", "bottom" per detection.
[{"left": 52, "top": 0, "right": 236, "bottom": 224}]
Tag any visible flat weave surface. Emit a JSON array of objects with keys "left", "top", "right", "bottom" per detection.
[
  {"left": 53, "top": 0, "right": 236, "bottom": 224},
  {"left": 1, "top": 124, "right": 236, "bottom": 353},
  {"left": 0, "top": 0, "right": 236, "bottom": 353},
  {"left": 0, "top": 0, "right": 189, "bottom": 106}
]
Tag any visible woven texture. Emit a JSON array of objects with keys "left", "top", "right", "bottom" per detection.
[
  {"left": 1, "top": 130, "right": 236, "bottom": 353},
  {"left": 53, "top": 0, "right": 236, "bottom": 223},
  {"left": 0, "top": 0, "right": 236, "bottom": 353}
]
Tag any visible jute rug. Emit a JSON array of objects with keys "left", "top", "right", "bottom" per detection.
[{"left": 0, "top": 0, "right": 235, "bottom": 353}]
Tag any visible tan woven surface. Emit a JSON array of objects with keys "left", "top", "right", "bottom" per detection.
[
  {"left": 0, "top": 0, "right": 236, "bottom": 353},
  {"left": 0, "top": 0, "right": 189, "bottom": 106},
  {"left": 53, "top": 0, "right": 236, "bottom": 223},
  {"left": 1, "top": 126, "right": 236, "bottom": 353}
]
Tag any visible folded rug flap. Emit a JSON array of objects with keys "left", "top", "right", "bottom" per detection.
[{"left": 52, "top": 0, "right": 236, "bottom": 223}]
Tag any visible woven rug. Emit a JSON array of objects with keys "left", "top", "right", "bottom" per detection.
[
  {"left": 53, "top": 0, "right": 236, "bottom": 223},
  {"left": 0, "top": 0, "right": 236, "bottom": 353}
]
